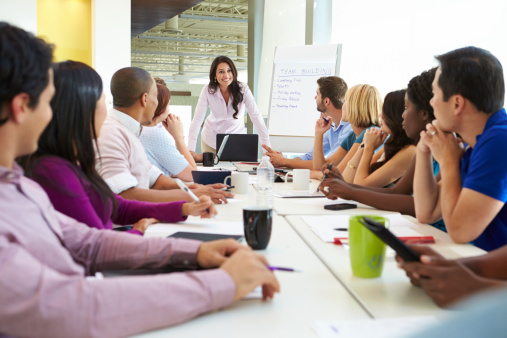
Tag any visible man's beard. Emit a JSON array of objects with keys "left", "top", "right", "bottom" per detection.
[{"left": 317, "top": 104, "right": 326, "bottom": 113}]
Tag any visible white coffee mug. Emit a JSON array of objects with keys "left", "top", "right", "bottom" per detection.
[
  {"left": 224, "top": 172, "right": 249, "bottom": 194},
  {"left": 285, "top": 169, "right": 310, "bottom": 190}
]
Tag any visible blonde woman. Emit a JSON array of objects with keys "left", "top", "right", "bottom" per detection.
[{"left": 313, "top": 84, "right": 382, "bottom": 174}]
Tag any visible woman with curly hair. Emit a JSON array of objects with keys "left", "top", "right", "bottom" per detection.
[{"left": 187, "top": 55, "right": 270, "bottom": 154}]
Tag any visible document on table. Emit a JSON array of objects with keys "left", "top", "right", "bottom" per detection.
[
  {"left": 291, "top": 198, "right": 358, "bottom": 206},
  {"left": 274, "top": 191, "right": 326, "bottom": 198},
  {"left": 145, "top": 219, "right": 243, "bottom": 237},
  {"left": 301, "top": 213, "right": 420, "bottom": 243},
  {"left": 196, "top": 166, "right": 237, "bottom": 171},
  {"left": 313, "top": 316, "right": 439, "bottom": 338}
]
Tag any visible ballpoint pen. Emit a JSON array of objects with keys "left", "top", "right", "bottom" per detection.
[
  {"left": 317, "top": 161, "right": 334, "bottom": 192},
  {"left": 266, "top": 265, "right": 302, "bottom": 272},
  {"left": 174, "top": 178, "right": 215, "bottom": 218}
]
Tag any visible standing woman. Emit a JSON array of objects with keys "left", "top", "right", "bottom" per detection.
[
  {"left": 20, "top": 61, "right": 216, "bottom": 235},
  {"left": 187, "top": 55, "right": 271, "bottom": 153}
]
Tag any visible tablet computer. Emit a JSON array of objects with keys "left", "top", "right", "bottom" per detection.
[{"left": 360, "top": 217, "right": 421, "bottom": 262}]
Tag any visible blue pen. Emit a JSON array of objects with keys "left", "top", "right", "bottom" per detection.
[{"left": 175, "top": 179, "right": 215, "bottom": 218}]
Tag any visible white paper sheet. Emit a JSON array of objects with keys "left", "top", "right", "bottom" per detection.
[
  {"left": 313, "top": 317, "right": 439, "bottom": 338},
  {"left": 301, "top": 214, "right": 420, "bottom": 243},
  {"left": 196, "top": 166, "right": 237, "bottom": 172},
  {"left": 274, "top": 191, "right": 326, "bottom": 198},
  {"left": 291, "top": 198, "right": 358, "bottom": 206},
  {"left": 146, "top": 220, "right": 243, "bottom": 237}
]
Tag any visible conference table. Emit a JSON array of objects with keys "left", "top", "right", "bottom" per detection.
[{"left": 138, "top": 166, "right": 485, "bottom": 337}]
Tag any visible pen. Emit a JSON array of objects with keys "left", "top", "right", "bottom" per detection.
[
  {"left": 266, "top": 265, "right": 302, "bottom": 272},
  {"left": 334, "top": 228, "right": 348, "bottom": 231},
  {"left": 224, "top": 185, "right": 235, "bottom": 191},
  {"left": 174, "top": 178, "right": 214, "bottom": 218},
  {"left": 317, "top": 161, "right": 334, "bottom": 192}
]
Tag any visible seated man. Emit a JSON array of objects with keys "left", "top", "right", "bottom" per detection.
[
  {"left": 0, "top": 22, "right": 279, "bottom": 337},
  {"left": 96, "top": 67, "right": 232, "bottom": 204},
  {"left": 413, "top": 46, "right": 507, "bottom": 251},
  {"left": 262, "top": 76, "right": 351, "bottom": 169}
]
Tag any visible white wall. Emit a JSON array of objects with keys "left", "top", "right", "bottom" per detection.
[
  {"left": 332, "top": 0, "right": 507, "bottom": 99},
  {"left": 92, "top": 0, "right": 131, "bottom": 106},
  {"left": 257, "top": 0, "right": 307, "bottom": 118},
  {"left": 0, "top": 0, "right": 37, "bottom": 34}
]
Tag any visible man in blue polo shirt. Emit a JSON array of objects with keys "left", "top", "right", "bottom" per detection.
[
  {"left": 413, "top": 46, "right": 507, "bottom": 252},
  {"left": 262, "top": 76, "right": 352, "bottom": 169}
]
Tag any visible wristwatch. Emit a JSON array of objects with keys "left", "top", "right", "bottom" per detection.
[{"left": 359, "top": 143, "right": 365, "bottom": 149}]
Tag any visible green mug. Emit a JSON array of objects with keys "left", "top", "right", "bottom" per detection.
[{"left": 349, "top": 215, "right": 388, "bottom": 278}]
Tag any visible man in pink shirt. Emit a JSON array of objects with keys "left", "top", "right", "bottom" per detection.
[
  {"left": 96, "top": 67, "right": 233, "bottom": 204},
  {"left": 0, "top": 22, "right": 279, "bottom": 337}
]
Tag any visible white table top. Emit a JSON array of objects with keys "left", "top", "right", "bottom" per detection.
[
  {"left": 285, "top": 214, "right": 486, "bottom": 319},
  {"left": 138, "top": 167, "right": 486, "bottom": 335},
  {"left": 141, "top": 216, "right": 370, "bottom": 337}
]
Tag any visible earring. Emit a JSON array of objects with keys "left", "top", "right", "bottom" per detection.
[{"left": 215, "top": 79, "right": 217, "bottom": 83}]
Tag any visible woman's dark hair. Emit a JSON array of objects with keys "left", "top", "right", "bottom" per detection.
[
  {"left": 407, "top": 67, "right": 437, "bottom": 121},
  {"left": 208, "top": 55, "right": 243, "bottom": 119},
  {"left": 21, "top": 60, "right": 117, "bottom": 216},
  {"left": 370, "top": 90, "right": 414, "bottom": 173},
  {"left": 153, "top": 84, "right": 171, "bottom": 118}
]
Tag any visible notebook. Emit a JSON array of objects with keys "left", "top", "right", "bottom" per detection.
[{"left": 216, "top": 133, "right": 259, "bottom": 162}]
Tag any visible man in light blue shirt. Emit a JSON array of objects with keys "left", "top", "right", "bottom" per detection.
[
  {"left": 298, "top": 120, "right": 352, "bottom": 161},
  {"left": 263, "top": 76, "right": 351, "bottom": 169}
]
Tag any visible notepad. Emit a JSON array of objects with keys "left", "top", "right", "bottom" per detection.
[
  {"left": 313, "top": 316, "right": 439, "bottom": 338},
  {"left": 168, "top": 232, "right": 243, "bottom": 242},
  {"left": 274, "top": 191, "right": 326, "bottom": 198},
  {"left": 301, "top": 214, "right": 424, "bottom": 243}
]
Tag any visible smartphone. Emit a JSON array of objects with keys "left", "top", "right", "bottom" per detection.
[
  {"left": 360, "top": 217, "right": 421, "bottom": 262},
  {"left": 324, "top": 203, "right": 357, "bottom": 211}
]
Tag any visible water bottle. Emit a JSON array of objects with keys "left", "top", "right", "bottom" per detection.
[{"left": 256, "top": 156, "right": 274, "bottom": 208}]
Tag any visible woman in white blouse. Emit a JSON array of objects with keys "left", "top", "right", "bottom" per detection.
[{"left": 187, "top": 55, "right": 271, "bottom": 153}]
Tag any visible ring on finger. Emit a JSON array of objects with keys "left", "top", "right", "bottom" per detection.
[
  {"left": 429, "top": 130, "right": 437, "bottom": 136},
  {"left": 323, "top": 186, "right": 330, "bottom": 193}
]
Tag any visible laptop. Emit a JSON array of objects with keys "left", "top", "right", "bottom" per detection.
[{"left": 216, "top": 133, "right": 259, "bottom": 162}]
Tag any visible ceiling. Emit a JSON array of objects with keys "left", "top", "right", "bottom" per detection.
[{"left": 131, "top": 0, "right": 249, "bottom": 84}]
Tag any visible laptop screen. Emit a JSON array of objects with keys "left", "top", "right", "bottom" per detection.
[{"left": 216, "top": 134, "right": 259, "bottom": 162}]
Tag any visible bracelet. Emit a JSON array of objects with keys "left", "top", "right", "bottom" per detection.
[{"left": 348, "top": 162, "right": 357, "bottom": 170}]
